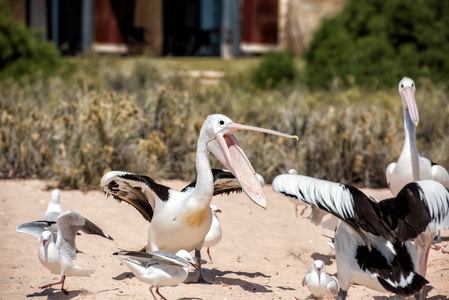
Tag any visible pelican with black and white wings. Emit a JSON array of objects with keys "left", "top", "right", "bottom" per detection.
[
  {"left": 101, "top": 114, "right": 297, "bottom": 282},
  {"left": 272, "top": 174, "right": 449, "bottom": 299},
  {"left": 386, "top": 77, "right": 449, "bottom": 288}
]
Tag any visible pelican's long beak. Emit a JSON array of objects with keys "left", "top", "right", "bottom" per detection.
[
  {"left": 402, "top": 86, "right": 419, "bottom": 126},
  {"left": 207, "top": 123, "right": 298, "bottom": 208}
]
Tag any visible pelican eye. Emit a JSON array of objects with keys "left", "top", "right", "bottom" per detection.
[
  {"left": 411, "top": 83, "right": 414, "bottom": 88},
  {"left": 400, "top": 84, "right": 404, "bottom": 89},
  {"left": 218, "top": 119, "right": 226, "bottom": 127}
]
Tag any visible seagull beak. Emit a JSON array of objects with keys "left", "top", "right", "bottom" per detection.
[
  {"left": 42, "top": 237, "right": 49, "bottom": 246},
  {"left": 207, "top": 123, "right": 298, "bottom": 209},
  {"left": 402, "top": 86, "right": 419, "bottom": 126},
  {"left": 216, "top": 208, "right": 222, "bottom": 213}
]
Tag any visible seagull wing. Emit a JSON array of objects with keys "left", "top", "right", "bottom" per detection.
[
  {"left": 55, "top": 210, "right": 85, "bottom": 261},
  {"left": 302, "top": 270, "right": 310, "bottom": 286},
  {"left": 81, "top": 217, "right": 114, "bottom": 240},
  {"left": 326, "top": 277, "right": 339, "bottom": 295},
  {"left": 101, "top": 171, "right": 171, "bottom": 222},
  {"left": 114, "top": 250, "right": 188, "bottom": 267},
  {"left": 16, "top": 221, "right": 55, "bottom": 239}
]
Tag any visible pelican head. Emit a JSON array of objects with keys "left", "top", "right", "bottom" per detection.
[
  {"left": 203, "top": 114, "right": 297, "bottom": 208},
  {"left": 398, "top": 77, "right": 419, "bottom": 126}
]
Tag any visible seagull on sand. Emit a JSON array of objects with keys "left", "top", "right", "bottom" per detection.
[
  {"left": 16, "top": 210, "right": 111, "bottom": 295},
  {"left": 114, "top": 249, "right": 199, "bottom": 300},
  {"left": 203, "top": 205, "right": 222, "bottom": 261},
  {"left": 101, "top": 114, "right": 297, "bottom": 282},
  {"left": 302, "top": 259, "right": 338, "bottom": 298},
  {"left": 273, "top": 174, "right": 449, "bottom": 299}
]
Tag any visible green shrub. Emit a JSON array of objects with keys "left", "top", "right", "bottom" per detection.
[
  {"left": 303, "top": 0, "right": 449, "bottom": 89},
  {"left": 250, "top": 51, "right": 296, "bottom": 89},
  {"left": 0, "top": 0, "right": 63, "bottom": 80}
]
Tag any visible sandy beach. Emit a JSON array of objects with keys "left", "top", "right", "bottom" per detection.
[{"left": 1, "top": 179, "right": 448, "bottom": 299}]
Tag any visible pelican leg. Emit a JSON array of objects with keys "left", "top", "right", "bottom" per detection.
[
  {"left": 337, "top": 289, "right": 347, "bottom": 300},
  {"left": 193, "top": 249, "right": 211, "bottom": 284},
  {"left": 39, "top": 275, "right": 68, "bottom": 295}
]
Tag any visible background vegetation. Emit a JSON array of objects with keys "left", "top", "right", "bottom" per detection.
[
  {"left": 1, "top": 56, "right": 449, "bottom": 190},
  {"left": 1, "top": 0, "right": 449, "bottom": 190},
  {"left": 303, "top": 0, "right": 449, "bottom": 89},
  {"left": 0, "top": 1, "right": 63, "bottom": 81}
]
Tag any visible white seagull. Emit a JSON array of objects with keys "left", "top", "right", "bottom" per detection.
[
  {"left": 302, "top": 259, "right": 338, "bottom": 298},
  {"left": 40, "top": 189, "right": 113, "bottom": 240},
  {"left": 203, "top": 205, "right": 222, "bottom": 261},
  {"left": 114, "top": 249, "right": 199, "bottom": 300},
  {"left": 386, "top": 77, "right": 449, "bottom": 282},
  {"left": 44, "top": 189, "right": 63, "bottom": 232},
  {"left": 101, "top": 114, "right": 297, "bottom": 282},
  {"left": 273, "top": 174, "right": 449, "bottom": 299},
  {"left": 16, "top": 210, "right": 108, "bottom": 295}
]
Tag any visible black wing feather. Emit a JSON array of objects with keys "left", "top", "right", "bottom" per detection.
[{"left": 102, "top": 172, "right": 172, "bottom": 222}]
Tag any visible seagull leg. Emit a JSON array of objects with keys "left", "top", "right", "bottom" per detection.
[
  {"left": 155, "top": 286, "right": 168, "bottom": 300},
  {"left": 295, "top": 206, "right": 298, "bottom": 218},
  {"left": 193, "top": 249, "right": 211, "bottom": 284},
  {"left": 207, "top": 247, "right": 212, "bottom": 261},
  {"left": 149, "top": 285, "right": 157, "bottom": 300},
  {"left": 299, "top": 205, "right": 307, "bottom": 216},
  {"left": 39, "top": 275, "right": 68, "bottom": 295},
  {"left": 431, "top": 243, "right": 448, "bottom": 253}
]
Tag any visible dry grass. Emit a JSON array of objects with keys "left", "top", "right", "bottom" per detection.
[{"left": 1, "top": 57, "right": 448, "bottom": 190}]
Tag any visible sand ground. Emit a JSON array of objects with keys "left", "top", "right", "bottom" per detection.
[{"left": 1, "top": 179, "right": 448, "bottom": 299}]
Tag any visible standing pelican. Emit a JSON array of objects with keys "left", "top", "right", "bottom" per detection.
[
  {"left": 273, "top": 174, "right": 449, "bottom": 299},
  {"left": 101, "top": 114, "right": 297, "bottom": 282},
  {"left": 386, "top": 77, "right": 449, "bottom": 195},
  {"left": 386, "top": 77, "right": 449, "bottom": 283}
]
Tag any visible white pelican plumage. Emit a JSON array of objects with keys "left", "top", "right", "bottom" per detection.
[
  {"left": 273, "top": 174, "right": 449, "bottom": 299},
  {"left": 101, "top": 114, "right": 297, "bottom": 282},
  {"left": 386, "top": 77, "right": 449, "bottom": 285},
  {"left": 386, "top": 77, "right": 449, "bottom": 195}
]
